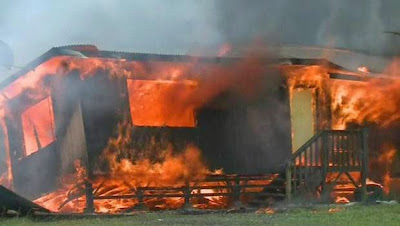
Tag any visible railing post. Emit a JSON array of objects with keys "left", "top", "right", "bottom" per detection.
[
  {"left": 232, "top": 176, "right": 243, "bottom": 209},
  {"left": 84, "top": 181, "right": 94, "bottom": 213},
  {"left": 360, "top": 128, "right": 369, "bottom": 203},
  {"left": 134, "top": 187, "right": 146, "bottom": 210},
  {"left": 321, "top": 131, "right": 328, "bottom": 197},
  {"left": 285, "top": 161, "right": 292, "bottom": 201},
  {"left": 182, "top": 181, "right": 192, "bottom": 209}
]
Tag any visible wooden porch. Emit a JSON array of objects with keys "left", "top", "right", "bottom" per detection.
[{"left": 286, "top": 129, "right": 369, "bottom": 202}]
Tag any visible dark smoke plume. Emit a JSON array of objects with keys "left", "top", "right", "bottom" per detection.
[{"left": 214, "top": 0, "right": 400, "bottom": 56}]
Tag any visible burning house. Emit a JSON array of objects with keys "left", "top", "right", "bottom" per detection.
[{"left": 0, "top": 45, "right": 399, "bottom": 213}]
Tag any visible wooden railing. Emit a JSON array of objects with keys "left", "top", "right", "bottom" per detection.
[
  {"left": 81, "top": 129, "right": 369, "bottom": 213},
  {"left": 83, "top": 174, "right": 286, "bottom": 212},
  {"left": 286, "top": 129, "right": 369, "bottom": 201}
]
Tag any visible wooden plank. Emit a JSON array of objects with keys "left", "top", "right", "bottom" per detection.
[
  {"left": 351, "top": 133, "right": 356, "bottom": 166},
  {"left": 57, "top": 100, "right": 88, "bottom": 176},
  {"left": 346, "top": 133, "right": 351, "bottom": 167},
  {"left": 0, "top": 185, "right": 50, "bottom": 215},
  {"left": 315, "top": 137, "right": 320, "bottom": 167},
  {"left": 293, "top": 162, "right": 297, "bottom": 194},
  {"left": 243, "top": 192, "right": 286, "bottom": 197},
  {"left": 339, "top": 133, "right": 342, "bottom": 167},
  {"left": 298, "top": 153, "right": 303, "bottom": 190},
  {"left": 291, "top": 132, "right": 324, "bottom": 159},
  {"left": 304, "top": 146, "right": 308, "bottom": 167},
  {"left": 286, "top": 162, "right": 292, "bottom": 201},
  {"left": 360, "top": 128, "right": 369, "bottom": 203},
  {"left": 304, "top": 150, "right": 309, "bottom": 185},
  {"left": 94, "top": 195, "right": 138, "bottom": 200},
  {"left": 192, "top": 185, "right": 282, "bottom": 190},
  {"left": 331, "top": 133, "right": 335, "bottom": 167},
  {"left": 340, "top": 134, "right": 344, "bottom": 167},
  {"left": 321, "top": 132, "right": 328, "bottom": 195},
  {"left": 311, "top": 142, "right": 315, "bottom": 166},
  {"left": 341, "top": 134, "right": 346, "bottom": 167},
  {"left": 327, "top": 166, "right": 363, "bottom": 172}
]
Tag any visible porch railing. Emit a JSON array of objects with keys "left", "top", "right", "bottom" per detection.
[
  {"left": 285, "top": 129, "right": 369, "bottom": 201},
  {"left": 82, "top": 174, "right": 286, "bottom": 212}
]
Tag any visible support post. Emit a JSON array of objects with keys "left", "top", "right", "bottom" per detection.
[
  {"left": 134, "top": 187, "right": 146, "bottom": 210},
  {"left": 321, "top": 131, "right": 329, "bottom": 199},
  {"left": 285, "top": 161, "right": 292, "bottom": 201},
  {"left": 360, "top": 128, "right": 369, "bottom": 203},
  {"left": 232, "top": 176, "right": 243, "bottom": 209},
  {"left": 84, "top": 181, "right": 94, "bottom": 213},
  {"left": 182, "top": 181, "right": 192, "bottom": 209}
]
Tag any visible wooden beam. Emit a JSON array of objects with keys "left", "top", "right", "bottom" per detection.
[
  {"left": 360, "top": 128, "right": 369, "bottom": 203},
  {"left": 285, "top": 162, "right": 292, "bottom": 201},
  {"left": 0, "top": 185, "right": 50, "bottom": 215}
]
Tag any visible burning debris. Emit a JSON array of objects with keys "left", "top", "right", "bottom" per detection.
[
  {"left": 374, "top": 145, "right": 396, "bottom": 194},
  {"left": 357, "top": 66, "right": 370, "bottom": 73},
  {"left": 328, "top": 207, "right": 344, "bottom": 213},
  {"left": 255, "top": 207, "right": 275, "bottom": 214},
  {"left": 34, "top": 143, "right": 213, "bottom": 213}
]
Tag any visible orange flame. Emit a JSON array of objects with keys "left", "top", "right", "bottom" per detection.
[
  {"left": 21, "top": 96, "right": 55, "bottom": 156},
  {"left": 3, "top": 44, "right": 400, "bottom": 211},
  {"left": 127, "top": 80, "right": 197, "bottom": 127},
  {"left": 286, "top": 56, "right": 400, "bottom": 195},
  {"left": 357, "top": 66, "right": 370, "bottom": 73},
  {"left": 376, "top": 146, "right": 396, "bottom": 194},
  {"left": 217, "top": 43, "right": 232, "bottom": 57},
  {"left": 34, "top": 119, "right": 221, "bottom": 213},
  {"left": 2, "top": 45, "right": 273, "bottom": 212}
]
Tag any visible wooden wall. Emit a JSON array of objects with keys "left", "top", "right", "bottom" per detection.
[
  {"left": 197, "top": 68, "right": 292, "bottom": 174},
  {"left": 5, "top": 96, "right": 58, "bottom": 199}
]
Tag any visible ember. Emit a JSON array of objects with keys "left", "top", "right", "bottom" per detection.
[
  {"left": 357, "top": 66, "right": 370, "bottom": 73},
  {"left": 335, "top": 196, "right": 350, "bottom": 204},
  {"left": 256, "top": 207, "right": 276, "bottom": 214},
  {"left": 328, "top": 207, "right": 344, "bottom": 213}
]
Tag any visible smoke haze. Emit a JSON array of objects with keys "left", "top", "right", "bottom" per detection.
[
  {"left": 216, "top": 0, "right": 400, "bottom": 55},
  {"left": 0, "top": 0, "right": 222, "bottom": 68},
  {"left": 1, "top": 0, "right": 400, "bottom": 71},
  {"left": 1, "top": 0, "right": 400, "bottom": 68}
]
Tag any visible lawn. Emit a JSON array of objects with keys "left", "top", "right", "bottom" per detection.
[{"left": 0, "top": 204, "right": 399, "bottom": 226}]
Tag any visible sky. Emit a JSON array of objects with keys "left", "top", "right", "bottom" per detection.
[
  {"left": 0, "top": 0, "right": 222, "bottom": 68},
  {"left": 0, "top": 0, "right": 400, "bottom": 72}
]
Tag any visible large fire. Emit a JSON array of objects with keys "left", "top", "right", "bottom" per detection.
[
  {"left": 127, "top": 79, "right": 197, "bottom": 127},
  {"left": 286, "top": 57, "right": 400, "bottom": 196},
  {"left": 0, "top": 48, "right": 271, "bottom": 212},
  {"left": 331, "top": 78, "right": 400, "bottom": 129},
  {"left": 35, "top": 143, "right": 214, "bottom": 212},
  {"left": 1, "top": 45, "right": 399, "bottom": 212},
  {"left": 21, "top": 96, "right": 56, "bottom": 156}
]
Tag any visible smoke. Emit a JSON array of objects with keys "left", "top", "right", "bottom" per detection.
[
  {"left": 1, "top": 0, "right": 400, "bottom": 71},
  {"left": 0, "top": 0, "right": 223, "bottom": 68},
  {"left": 214, "top": 0, "right": 400, "bottom": 56},
  {"left": 317, "top": 0, "right": 385, "bottom": 54}
]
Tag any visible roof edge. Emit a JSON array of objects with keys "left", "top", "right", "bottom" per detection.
[{"left": 0, "top": 44, "right": 354, "bottom": 90}]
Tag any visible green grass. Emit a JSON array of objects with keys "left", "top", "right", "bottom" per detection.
[{"left": 0, "top": 204, "right": 399, "bottom": 226}]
